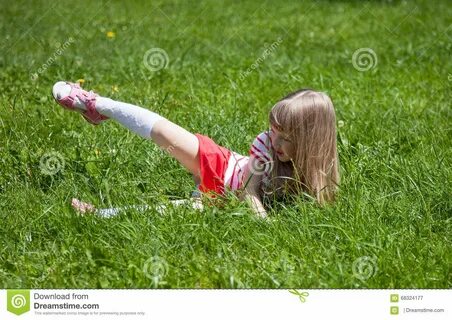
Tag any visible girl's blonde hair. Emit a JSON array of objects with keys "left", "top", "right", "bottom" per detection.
[{"left": 264, "top": 88, "right": 340, "bottom": 205}]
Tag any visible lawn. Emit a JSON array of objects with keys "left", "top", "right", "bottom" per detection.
[{"left": 0, "top": 0, "right": 450, "bottom": 288}]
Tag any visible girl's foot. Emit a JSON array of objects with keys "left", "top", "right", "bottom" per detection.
[
  {"left": 71, "top": 198, "right": 96, "bottom": 214},
  {"left": 52, "top": 81, "right": 109, "bottom": 125}
]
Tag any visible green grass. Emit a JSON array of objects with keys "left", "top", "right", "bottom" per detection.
[{"left": 0, "top": 0, "right": 451, "bottom": 288}]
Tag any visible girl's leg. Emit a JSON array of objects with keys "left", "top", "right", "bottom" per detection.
[
  {"left": 53, "top": 82, "right": 201, "bottom": 179},
  {"left": 71, "top": 198, "right": 203, "bottom": 218},
  {"left": 149, "top": 118, "right": 200, "bottom": 178}
]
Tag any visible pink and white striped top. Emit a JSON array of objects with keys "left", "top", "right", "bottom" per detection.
[{"left": 223, "top": 130, "right": 274, "bottom": 191}]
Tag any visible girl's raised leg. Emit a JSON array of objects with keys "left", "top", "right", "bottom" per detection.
[
  {"left": 150, "top": 118, "right": 201, "bottom": 178},
  {"left": 52, "top": 81, "right": 201, "bottom": 180}
]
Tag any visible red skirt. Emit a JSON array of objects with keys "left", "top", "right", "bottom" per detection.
[{"left": 194, "top": 133, "right": 231, "bottom": 198}]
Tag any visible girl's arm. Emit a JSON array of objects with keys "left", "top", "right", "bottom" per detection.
[
  {"left": 241, "top": 191, "right": 267, "bottom": 218},
  {"left": 239, "top": 157, "right": 268, "bottom": 218}
]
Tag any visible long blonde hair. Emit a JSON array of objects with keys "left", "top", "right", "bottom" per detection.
[{"left": 263, "top": 88, "right": 340, "bottom": 205}]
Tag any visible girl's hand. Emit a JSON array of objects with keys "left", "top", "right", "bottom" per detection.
[
  {"left": 240, "top": 191, "right": 268, "bottom": 218},
  {"left": 257, "top": 208, "right": 268, "bottom": 218}
]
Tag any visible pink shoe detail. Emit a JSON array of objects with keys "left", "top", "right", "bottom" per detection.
[{"left": 54, "top": 82, "right": 109, "bottom": 125}]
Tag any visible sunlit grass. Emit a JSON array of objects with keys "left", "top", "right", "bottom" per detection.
[{"left": 0, "top": 0, "right": 450, "bottom": 288}]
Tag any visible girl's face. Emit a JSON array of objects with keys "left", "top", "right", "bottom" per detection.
[{"left": 270, "top": 124, "right": 295, "bottom": 162}]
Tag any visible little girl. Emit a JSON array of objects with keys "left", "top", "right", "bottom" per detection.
[{"left": 52, "top": 81, "right": 340, "bottom": 218}]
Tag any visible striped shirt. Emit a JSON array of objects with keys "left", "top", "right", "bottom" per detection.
[{"left": 223, "top": 130, "right": 273, "bottom": 191}]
